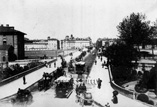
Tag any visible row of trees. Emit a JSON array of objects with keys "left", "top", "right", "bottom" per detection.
[
  {"left": 105, "top": 12, "right": 157, "bottom": 67},
  {"left": 103, "top": 12, "right": 157, "bottom": 85}
]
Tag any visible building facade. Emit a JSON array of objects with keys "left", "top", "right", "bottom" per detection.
[
  {"left": 0, "top": 24, "right": 26, "bottom": 61},
  {"left": 24, "top": 37, "right": 60, "bottom": 59},
  {"left": 101, "top": 38, "right": 117, "bottom": 47},
  {"left": 0, "top": 45, "right": 9, "bottom": 63},
  {"left": 25, "top": 37, "right": 59, "bottom": 51},
  {"left": 61, "top": 35, "right": 91, "bottom": 50}
]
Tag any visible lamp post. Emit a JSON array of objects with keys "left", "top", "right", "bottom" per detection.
[{"left": 55, "top": 44, "right": 58, "bottom": 61}]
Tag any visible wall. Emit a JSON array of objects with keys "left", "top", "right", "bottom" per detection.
[{"left": 18, "top": 34, "right": 25, "bottom": 59}]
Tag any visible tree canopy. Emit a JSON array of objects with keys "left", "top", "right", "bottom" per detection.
[
  {"left": 105, "top": 42, "right": 139, "bottom": 67},
  {"left": 117, "top": 13, "right": 152, "bottom": 47}
]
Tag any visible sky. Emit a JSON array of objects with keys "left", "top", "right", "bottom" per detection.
[{"left": 0, "top": 0, "right": 157, "bottom": 42}]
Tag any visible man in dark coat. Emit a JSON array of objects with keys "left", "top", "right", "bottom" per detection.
[
  {"left": 23, "top": 76, "right": 26, "bottom": 85},
  {"left": 97, "top": 78, "right": 102, "bottom": 89}
]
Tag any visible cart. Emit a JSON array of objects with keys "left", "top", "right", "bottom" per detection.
[
  {"left": 75, "top": 61, "right": 86, "bottom": 79},
  {"left": 76, "top": 91, "right": 94, "bottom": 107},
  {"left": 55, "top": 76, "right": 74, "bottom": 98},
  {"left": 11, "top": 88, "right": 33, "bottom": 105}
]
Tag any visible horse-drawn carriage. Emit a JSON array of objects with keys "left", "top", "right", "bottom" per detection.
[
  {"left": 75, "top": 61, "right": 86, "bottom": 79},
  {"left": 58, "top": 55, "right": 67, "bottom": 68},
  {"left": 75, "top": 83, "right": 87, "bottom": 95},
  {"left": 38, "top": 67, "right": 66, "bottom": 91},
  {"left": 38, "top": 72, "right": 53, "bottom": 91},
  {"left": 55, "top": 76, "right": 74, "bottom": 98},
  {"left": 61, "top": 59, "right": 67, "bottom": 68},
  {"left": 76, "top": 91, "right": 94, "bottom": 107},
  {"left": 68, "top": 59, "right": 75, "bottom": 72},
  {"left": 11, "top": 88, "right": 33, "bottom": 104}
]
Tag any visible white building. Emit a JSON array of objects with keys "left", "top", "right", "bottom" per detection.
[
  {"left": 25, "top": 43, "right": 47, "bottom": 51},
  {"left": 47, "top": 38, "right": 58, "bottom": 50},
  {"left": 61, "top": 40, "right": 75, "bottom": 50},
  {"left": 25, "top": 37, "right": 59, "bottom": 51},
  {"left": 75, "top": 39, "right": 91, "bottom": 49},
  {"left": 61, "top": 36, "right": 91, "bottom": 49}
]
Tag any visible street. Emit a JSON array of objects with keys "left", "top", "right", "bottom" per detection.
[{"left": 0, "top": 52, "right": 148, "bottom": 107}]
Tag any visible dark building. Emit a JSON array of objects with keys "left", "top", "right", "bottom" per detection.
[{"left": 0, "top": 24, "right": 26, "bottom": 60}]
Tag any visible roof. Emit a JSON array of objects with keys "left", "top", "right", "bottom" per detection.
[
  {"left": 48, "top": 38, "right": 58, "bottom": 41},
  {"left": 0, "top": 26, "right": 26, "bottom": 35},
  {"left": 55, "top": 76, "right": 71, "bottom": 82},
  {"left": 61, "top": 37, "right": 91, "bottom": 41},
  {"left": 75, "top": 61, "right": 85, "bottom": 65},
  {"left": 0, "top": 45, "right": 11, "bottom": 50}
]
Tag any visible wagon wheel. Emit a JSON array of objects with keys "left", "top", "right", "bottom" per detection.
[{"left": 11, "top": 98, "right": 16, "bottom": 104}]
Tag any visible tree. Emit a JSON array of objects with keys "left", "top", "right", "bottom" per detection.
[
  {"left": 105, "top": 42, "right": 139, "bottom": 68},
  {"left": 96, "top": 38, "right": 102, "bottom": 49},
  {"left": 150, "top": 20, "right": 157, "bottom": 58},
  {"left": 8, "top": 46, "right": 17, "bottom": 61},
  {"left": 117, "top": 13, "right": 152, "bottom": 49}
]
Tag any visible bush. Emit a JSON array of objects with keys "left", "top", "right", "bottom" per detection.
[
  {"left": 1, "top": 61, "right": 44, "bottom": 80},
  {"left": 111, "top": 66, "right": 132, "bottom": 84},
  {"left": 137, "top": 94, "right": 149, "bottom": 103},
  {"left": 147, "top": 100, "right": 154, "bottom": 105}
]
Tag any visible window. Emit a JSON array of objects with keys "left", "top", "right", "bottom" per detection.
[
  {"left": 3, "top": 41, "right": 6, "bottom": 45},
  {"left": 3, "top": 35, "right": 7, "bottom": 45},
  {"left": 2, "top": 56, "right": 6, "bottom": 61}
]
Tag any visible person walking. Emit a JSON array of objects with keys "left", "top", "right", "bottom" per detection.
[
  {"left": 95, "top": 60, "right": 97, "bottom": 65},
  {"left": 23, "top": 76, "right": 26, "bottom": 85},
  {"left": 112, "top": 90, "right": 118, "bottom": 104},
  {"left": 49, "top": 63, "right": 51, "bottom": 68},
  {"left": 100, "top": 57, "right": 103, "bottom": 62},
  {"left": 97, "top": 78, "right": 102, "bottom": 89},
  {"left": 45, "top": 61, "right": 48, "bottom": 67},
  {"left": 54, "top": 62, "right": 56, "bottom": 68},
  {"left": 102, "top": 63, "right": 104, "bottom": 68}
]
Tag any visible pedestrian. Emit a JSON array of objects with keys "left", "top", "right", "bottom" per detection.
[
  {"left": 45, "top": 61, "right": 48, "bottom": 67},
  {"left": 49, "top": 63, "right": 51, "bottom": 68},
  {"left": 102, "top": 63, "right": 104, "bottom": 68},
  {"left": 95, "top": 60, "right": 97, "bottom": 65},
  {"left": 63, "top": 70, "right": 66, "bottom": 76},
  {"left": 86, "top": 66, "right": 90, "bottom": 73},
  {"left": 112, "top": 90, "right": 118, "bottom": 104},
  {"left": 98, "top": 55, "right": 100, "bottom": 59},
  {"left": 105, "top": 103, "right": 110, "bottom": 107},
  {"left": 112, "top": 95, "right": 118, "bottom": 104},
  {"left": 100, "top": 57, "right": 102, "bottom": 62},
  {"left": 54, "top": 62, "right": 56, "bottom": 68},
  {"left": 23, "top": 76, "right": 26, "bottom": 85},
  {"left": 104, "top": 60, "right": 106, "bottom": 65},
  {"left": 97, "top": 78, "right": 102, "bottom": 89}
]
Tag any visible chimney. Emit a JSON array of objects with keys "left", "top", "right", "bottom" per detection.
[
  {"left": 47, "top": 36, "right": 50, "bottom": 40},
  {"left": 6, "top": 24, "right": 9, "bottom": 27}
]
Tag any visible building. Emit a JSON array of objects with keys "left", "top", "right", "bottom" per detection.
[
  {"left": 0, "top": 24, "right": 26, "bottom": 61},
  {"left": 47, "top": 38, "right": 60, "bottom": 50},
  {"left": 24, "top": 37, "right": 60, "bottom": 59},
  {"left": 61, "top": 35, "right": 91, "bottom": 50},
  {"left": 0, "top": 45, "right": 9, "bottom": 63},
  {"left": 25, "top": 39, "right": 48, "bottom": 51},
  {"left": 25, "top": 37, "right": 60, "bottom": 51}
]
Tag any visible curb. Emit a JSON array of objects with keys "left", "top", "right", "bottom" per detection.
[{"left": 108, "top": 65, "right": 156, "bottom": 107}]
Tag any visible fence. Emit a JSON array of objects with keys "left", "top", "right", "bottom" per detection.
[{"left": 0, "top": 59, "right": 56, "bottom": 86}]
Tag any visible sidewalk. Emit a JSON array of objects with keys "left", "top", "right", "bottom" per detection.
[
  {"left": 0, "top": 51, "right": 81, "bottom": 100},
  {"left": 88, "top": 56, "right": 148, "bottom": 107}
]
